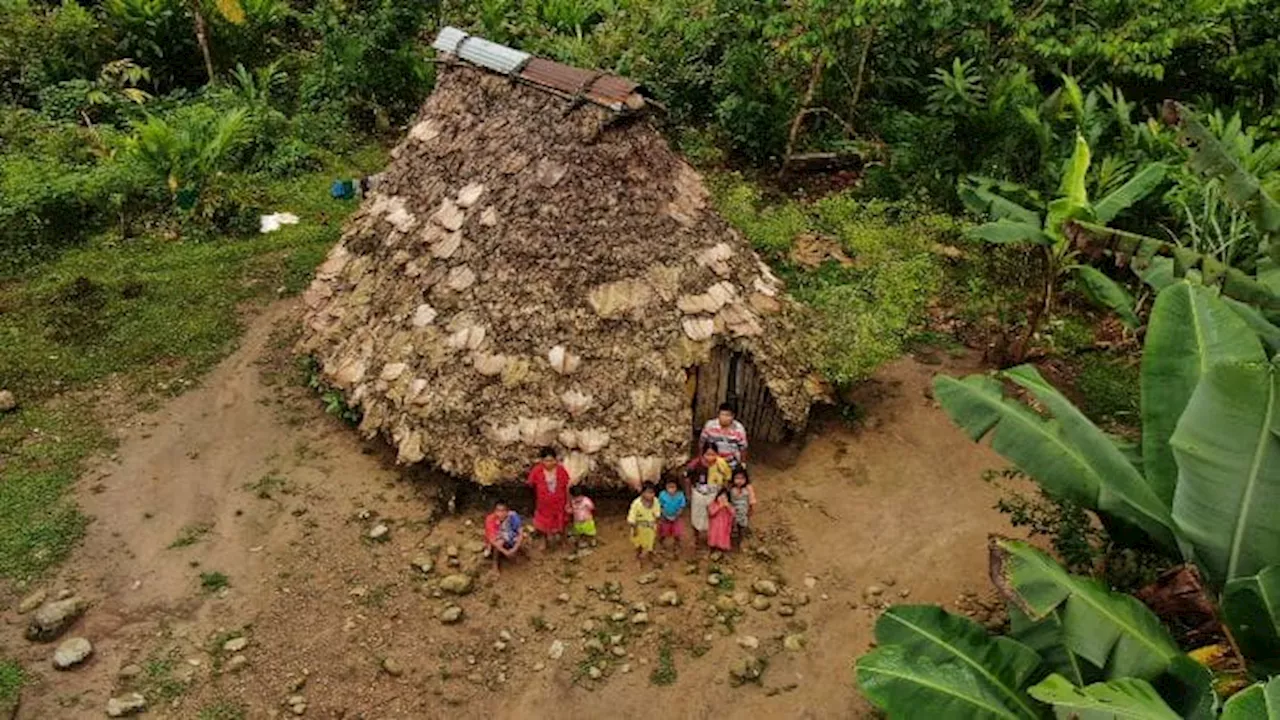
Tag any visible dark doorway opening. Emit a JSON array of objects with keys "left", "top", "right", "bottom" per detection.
[{"left": 688, "top": 346, "right": 788, "bottom": 452}]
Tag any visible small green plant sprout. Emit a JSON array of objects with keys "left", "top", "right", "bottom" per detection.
[
  {"left": 200, "top": 571, "right": 230, "bottom": 593},
  {"left": 168, "top": 523, "right": 212, "bottom": 549}
]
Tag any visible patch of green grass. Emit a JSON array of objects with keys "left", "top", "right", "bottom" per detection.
[
  {"left": 528, "top": 615, "right": 549, "bottom": 632},
  {"left": 649, "top": 633, "right": 677, "bottom": 686},
  {"left": 142, "top": 655, "right": 187, "bottom": 702},
  {"left": 1074, "top": 354, "right": 1140, "bottom": 426},
  {"left": 199, "top": 571, "right": 230, "bottom": 593},
  {"left": 168, "top": 523, "right": 212, "bottom": 549},
  {"left": 0, "top": 152, "right": 383, "bottom": 582},
  {"left": 0, "top": 660, "right": 24, "bottom": 705},
  {"left": 245, "top": 474, "right": 288, "bottom": 499},
  {"left": 0, "top": 403, "right": 109, "bottom": 578},
  {"left": 198, "top": 700, "right": 246, "bottom": 720}
]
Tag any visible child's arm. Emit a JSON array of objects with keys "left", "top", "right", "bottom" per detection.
[{"left": 748, "top": 485, "right": 757, "bottom": 510}]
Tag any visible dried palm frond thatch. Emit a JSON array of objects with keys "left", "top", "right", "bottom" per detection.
[{"left": 299, "top": 45, "right": 826, "bottom": 488}]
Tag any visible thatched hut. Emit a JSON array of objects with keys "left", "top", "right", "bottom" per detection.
[{"left": 299, "top": 29, "right": 827, "bottom": 488}]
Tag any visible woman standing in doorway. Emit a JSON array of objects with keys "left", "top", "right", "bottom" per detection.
[{"left": 527, "top": 447, "right": 570, "bottom": 550}]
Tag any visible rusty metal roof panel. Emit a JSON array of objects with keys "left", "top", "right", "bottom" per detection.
[
  {"left": 430, "top": 27, "right": 644, "bottom": 113},
  {"left": 432, "top": 27, "right": 531, "bottom": 76},
  {"left": 519, "top": 58, "right": 641, "bottom": 112}
]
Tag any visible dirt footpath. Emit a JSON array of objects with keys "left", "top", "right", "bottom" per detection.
[{"left": 4, "top": 301, "right": 1022, "bottom": 718}]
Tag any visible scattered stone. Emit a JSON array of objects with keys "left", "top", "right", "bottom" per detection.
[
  {"left": 710, "top": 551, "right": 723, "bottom": 563},
  {"left": 882, "top": 577, "right": 897, "bottom": 587},
  {"left": 714, "top": 596, "right": 738, "bottom": 614},
  {"left": 439, "top": 574, "right": 473, "bottom": 595},
  {"left": 464, "top": 540, "right": 486, "bottom": 554},
  {"left": 750, "top": 596, "right": 771, "bottom": 611},
  {"left": 636, "top": 572, "right": 657, "bottom": 585},
  {"left": 439, "top": 606, "right": 464, "bottom": 624},
  {"left": 499, "top": 630, "right": 513, "bottom": 642},
  {"left": 784, "top": 634, "right": 807, "bottom": 652},
  {"left": 26, "top": 597, "right": 85, "bottom": 642},
  {"left": 17, "top": 589, "right": 47, "bottom": 614},
  {"left": 706, "top": 574, "right": 721, "bottom": 587},
  {"left": 657, "top": 590, "right": 680, "bottom": 606},
  {"left": 533, "top": 661, "right": 546, "bottom": 672},
  {"left": 803, "top": 576, "right": 818, "bottom": 589},
  {"left": 611, "top": 646, "right": 626, "bottom": 658},
  {"left": 580, "top": 620, "right": 596, "bottom": 634},
  {"left": 52, "top": 637, "right": 93, "bottom": 669},
  {"left": 118, "top": 664, "right": 143, "bottom": 680},
  {"left": 0, "top": 390, "right": 15, "bottom": 413},
  {"left": 729, "top": 657, "right": 764, "bottom": 686},
  {"left": 446, "top": 545, "right": 459, "bottom": 558},
  {"left": 368, "top": 524, "right": 389, "bottom": 541},
  {"left": 557, "top": 593, "right": 570, "bottom": 603},
  {"left": 630, "top": 612, "right": 649, "bottom": 625},
  {"left": 223, "top": 637, "right": 249, "bottom": 653},
  {"left": 778, "top": 605, "right": 796, "bottom": 617},
  {"left": 106, "top": 693, "right": 147, "bottom": 717},
  {"left": 381, "top": 657, "right": 404, "bottom": 677},
  {"left": 411, "top": 555, "right": 434, "bottom": 574},
  {"left": 466, "top": 672, "right": 483, "bottom": 684},
  {"left": 752, "top": 580, "right": 779, "bottom": 597},
  {"left": 610, "top": 612, "right": 627, "bottom": 622},
  {"left": 584, "top": 638, "right": 605, "bottom": 654},
  {"left": 863, "top": 585, "right": 885, "bottom": 600},
  {"left": 287, "top": 694, "right": 307, "bottom": 716},
  {"left": 796, "top": 593, "right": 811, "bottom": 606},
  {"left": 587, "top": 666, "right": 602, "bottom": 680},
  {"left": 226, "top": 655, "right": 248, "bottom": 672},
  {"left": 737, "top": 636, "right": 759, "bottom": 650},
  {"left": 548, "top": 640, "right": 565, "bottom": 660},
  {"left": 899, "top": 589, "right": 911, "bottom": 598},
  {"left": 620, "top": 663, "right": 631, "bottom": 674},
  {"left": 733, "top": 591, "right": 751, "bottom": 606},
  {"left": 631, "top": 601, "right": 649, "bottom": 614}
]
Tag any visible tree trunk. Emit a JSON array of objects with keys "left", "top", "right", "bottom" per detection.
[
  {"left": 779, "top": 55, "right": 826, "bottom": 178},
  {"left": 1013, "top": 248, "right": 1055, "bottom": 363},
  {"left": 190, "top": 0, "right": 215, "bottom": 84},
  {"left": 849, "top": 26, "right": 875, "bottom": 117}
]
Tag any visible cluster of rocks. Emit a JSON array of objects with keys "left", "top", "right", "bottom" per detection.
[
  {"left": 221, "top": 633, "right": 251, "bottom": 673},
  {"left": 955, "top": 590, "right": 1008, "bottom": 632},
  {"left": 859, "top": 576, "right": 912, "bottom": 612}
]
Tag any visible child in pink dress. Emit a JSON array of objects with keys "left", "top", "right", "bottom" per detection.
[{"left": 706, "top": 488, "right": 734, "bottom": 552}]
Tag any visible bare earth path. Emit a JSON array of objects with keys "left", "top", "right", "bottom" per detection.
[{"left": 4, "top": 301, "right": 1022, "bottom": 718}]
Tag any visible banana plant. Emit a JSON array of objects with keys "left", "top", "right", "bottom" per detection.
[
  {"left": 960, "top": 135, "right": 1165, "bottom": 360},
  {"left": 857, "top": 540, "right": 1216, "bottom": 718}
]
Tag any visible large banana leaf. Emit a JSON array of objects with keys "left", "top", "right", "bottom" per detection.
[
  {"left": 990, "top": 539, "right": 1180, "bottom": 680},
  {"left": 1168, "top": 101, "right": 1280, "bottom": 261},
  {"left": 1073, "top": 265, "right": 1140, "bottom": 329},
  {"left": 958, "top": 180, "right": 1043, "bottom": 226},
  {"left": 1223, "top": 296, "right": 1280, "bottom": 354},
  {"left": 1141, "top": 284, "right": 1265, "bottom": 507},
  {"left": 1009, "top": 605, "right": 1097, "bottom": 687},
  {"left": 1223, "top": 564, "right": 1280, "bottom": 674},
  {"left": 1094, "top": 163, "right": 1167, "bottom": 224},
  {"left": 871, "top": 605, "right": 1044, "bottom": 719},
  {"left": 1027, "top": 674, "right": 1179, "bottom": 719},
  {"left": 1059, "top": 135, "right": 1091, "bottom": 209},
  {"left": 970, "top": 219, "right": 1054, "bottom": 245},
  {"left": 1000, "top": 366, "right": 1175, "bottom": 548},
  {"left": 1170, "top": 361, "right": 1280, "bottom": 586},
  {"left": 857, "top": 647, "right": 1037, "bottom": 720},
  {"left": 1221, "top": 677, "right": 1280, "bottom": 719}
]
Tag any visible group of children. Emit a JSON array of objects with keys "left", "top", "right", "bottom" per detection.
[{"left": 484, "top": 403, "right": 758, "bottom": 571}]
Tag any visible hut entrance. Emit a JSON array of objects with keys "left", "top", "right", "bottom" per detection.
[{"left": 688, "top": 346, "right": 788, "bottom": 450}]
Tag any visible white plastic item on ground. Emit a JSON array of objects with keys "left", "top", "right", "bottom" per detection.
[{"left": 260, "top": 212, "right": 301, "bottom": 233}]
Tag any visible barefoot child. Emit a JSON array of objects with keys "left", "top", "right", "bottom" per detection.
[
  {"left": 729, "top": 468, "right": 757, "bottom": 546},
  {"left": 569, "top": 485, "right": 597, "bottom": 546},
  {"left": 627, "top": 482, "right": 661, "bottom": 567},
  {"left": 686, "top": 444, "right": 731, "bottom": 548},
  {"left": 484, "top": 499, "right": 523, "bottom": 573},
  {"left": 657, "top": 477, "right": 687, "bottom": 555},
  {"left": 706, "top": 488, "right": 734, "bottom": 553}
]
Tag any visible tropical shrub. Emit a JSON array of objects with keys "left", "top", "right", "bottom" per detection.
[{"left": 862, "top": 280, "right": 1280, "bottom": 716}]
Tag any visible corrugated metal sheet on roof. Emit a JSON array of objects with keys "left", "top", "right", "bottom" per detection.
[
  {"left": 432, "top": 27, "right": 531, "bottom": 75},
  {"left": 431, "top": 27, "right": 645, "bottom": 113}
]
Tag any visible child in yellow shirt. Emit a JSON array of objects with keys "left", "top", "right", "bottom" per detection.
[{"left": 627, "top": 482, "right": 661, "bottom": 567}]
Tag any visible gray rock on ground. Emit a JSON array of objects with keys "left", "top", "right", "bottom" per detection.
[
  {"left": 729, "top": 656, "right": 764, "bottom": 686},
  {"left": 106, "top": 693, "right": 147, "bottom": 717},
  {"left": 0, "top": 389, "right": 16, "bottom": 413},
  {"left": 17, "top": 589, "right": 47, "bottom": 614},
  {"left": 752, "top": 580, "right": 779, "bottom": 597},
  {"left": 439, "top": 574, "right": 473, "bottom": 595},
  {"left": 439, "top": 605, "right": 464, "bottom": 624},
  {"left": 52, "top": 637, "right": 93, "bottom": 669},
  {"left": 26, "top": 597, "right": 86, "bottom": 642},
  {"left": 223, "top": 637, "right": 249, "bottom": 653}
]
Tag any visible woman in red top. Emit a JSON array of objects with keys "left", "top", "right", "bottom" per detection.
[{"left": 527, "top": 447, "right": 570, "bottom": 550}]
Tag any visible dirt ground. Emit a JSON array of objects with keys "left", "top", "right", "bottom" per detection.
[{"left": 3, "top": 300, "right": 1026, "bottom": 719}]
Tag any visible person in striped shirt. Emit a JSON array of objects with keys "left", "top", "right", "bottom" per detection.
[{"left": 699, "top": 402, "right": 748, "bottom": 468}]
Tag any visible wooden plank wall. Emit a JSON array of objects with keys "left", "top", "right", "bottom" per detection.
[{"left": 690, "top": 347, "right": 788, "bottom": 450}]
